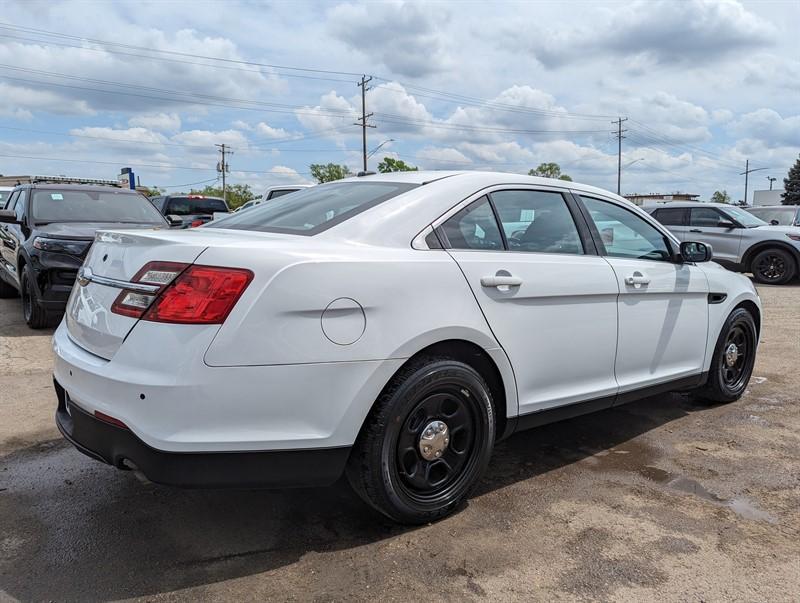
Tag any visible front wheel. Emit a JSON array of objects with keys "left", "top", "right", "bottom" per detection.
[
  {"left": 21, "top": 267, "right": 52, "bottom": 329},
  {"left": 695, "top": 308, "right": 758, "bottom": 404},
  {"left": 347, "top": 357, "right": 495, "bottom": 524},
  {"left": 751, "top": 248, "right": 796, "bottom": 285}
]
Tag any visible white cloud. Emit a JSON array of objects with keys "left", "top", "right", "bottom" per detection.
[
  {"left": 255, "top": 122, "right": 290, "bottom": 139},
  {"left": 128, "top": 113, "right": 182, "bottom": 133},
  {"left": 170, "top": 129, "right": 249, "bottom": 152},
  {"left": 729, "top": 109, "right": 800, "bottom": 148}
]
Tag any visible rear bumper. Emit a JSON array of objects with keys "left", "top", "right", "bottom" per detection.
[{"left": 54, "top": 380, "right": 350, "bottom": 488}]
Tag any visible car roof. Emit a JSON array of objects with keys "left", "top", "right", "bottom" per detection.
[
  {"left": 22, "top": 183, "right": 141, "bottom": 193},
  {"left": 748, "top": 205, "right": 797, "bottom": 210},
  {"left": 648, "top": 202, "right": 735, "bottom": 209}
]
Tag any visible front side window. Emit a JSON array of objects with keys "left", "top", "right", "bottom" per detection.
[
  {"left": 14, "top": 190, "right": 26, "bottom": 221},
  {"left": 441, "top": 196, "right": 503, "bottom": 250},
  {"left": 690, "top": 207, "right": 725, "bottom": 227},
  {"left": 490, "top": 190, "right": 583, "bottom": 254},
  {"left": 31, "top": 190, "right": 166, "bottom": 224},
  {"left": 208, "top": 181, "right": 418, "bottom": 235},
  {"left": 581, "top": 196, "right": 673, "bottom": 262},
  {"left": 3, "top": 191, "right": 19, "bottom": 210}
]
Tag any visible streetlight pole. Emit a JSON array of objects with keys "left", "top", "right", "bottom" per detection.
[
  {"left": 767, "top": 176, "right": 777, "bottom": 191},
  {"left": 367, "top": 139, "right": 396, "bottom": 159},
  {"left": 740, "top": 160, "right": 768, "bottom": 205}
]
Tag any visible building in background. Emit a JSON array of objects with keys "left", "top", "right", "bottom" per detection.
[
  {"left": 752, "top": 189, "right": 786, "bottom": 207},
  {"left": 623, "top": 192, "right": 701, "bottom": 207}
]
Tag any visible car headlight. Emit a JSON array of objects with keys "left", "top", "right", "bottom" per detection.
[
  {"left": 786, "top": 233, "right": 800, "bottom": 242},
  {"left": 32, "top": 237, "right": 92, "bottom": 255}
]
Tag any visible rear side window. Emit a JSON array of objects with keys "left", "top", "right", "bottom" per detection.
[
  {"left": 490, "top": 190, "right": 583, "bottom": 254},
  {"left": 689, "top": 207, "right": 724, "bottom": 227},
  {"left": 208, "top": 181, "right": 418, "bottom": 235},
  {"left": 653, "top": 207, "right": 687, "bottom": 226},
  {"left": 267, "top": 189, "right": 296, "bottom": 200},
  {"left": 165, "top": 197, "right": 228, "bottom": 216},
  {"left": 441, "top": 196, "right": 504, "bottom": 250}
]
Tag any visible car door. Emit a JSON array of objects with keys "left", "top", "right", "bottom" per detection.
[
  {"left": 0, "top": 191, "right": 23, "bottom": 281},
  {"left": 687, "top": 207, "right": 742, "bottom": 264},
  {"left": 578, "top": 196, "right": 709, "bottom": 392},
  {"left": 439, "top": 188, "right": 619, "bottom": 415}
]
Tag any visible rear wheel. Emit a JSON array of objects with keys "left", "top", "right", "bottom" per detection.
[
  {"left": 751, "top": 248, "right": 796, "bottom": 285},
  {"left": 347, "top": 356, "right": 495, "bottom": 524},
  {"left": 695, "top": 308, "right": 757, "bottom": 404},
  {"left": 21, "top": 266, "right": 52, "bottom": 329}
]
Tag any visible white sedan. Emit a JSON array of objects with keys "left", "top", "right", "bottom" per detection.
[{"left": 53, "top": 171, "right": 761, "bottom": 523}]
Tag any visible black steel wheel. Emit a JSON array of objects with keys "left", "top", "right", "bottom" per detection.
[
  {"left": 751, "top": 248, "right": 796, "bottom": 285},
  {"left": 347, "top": 356, "right": 495, "bottom": 524},
  {"left": 695, "top": 307, "right": 757, "bottom": 403},
  {"left": 21, "top": 266, "right": 51, "bottom": 329}
]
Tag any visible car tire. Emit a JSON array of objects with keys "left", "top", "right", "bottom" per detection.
[
  {"left": 694, "top": 308, "right": 757, "bottom": 404},
  {"left": 750, "top": 248, "right": 796, "bottom": 285},
  {"left": 21, "top": 266, "right": 53, "bottom": 329},
  {"left": 0, "top": 276, "right": 17, "bottom": 298},
  {"left": 346, "top": 356, "right": 496, "bottom": 524}
]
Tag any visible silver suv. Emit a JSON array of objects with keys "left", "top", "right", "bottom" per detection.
[{"left": 648, "top": 202, "right": 800, "bottom": 285}]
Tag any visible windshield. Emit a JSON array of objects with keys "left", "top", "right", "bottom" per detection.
[
  {"left": 721, "top": 206, "right": 767, "bottom": 228},
  {"left": 32, "top": 190, "right": 166, "bottom": 224},
  {"left": 208, "top": 181, "right": 418, "bottom": 235},
  {"left": 165, "top": 196, "right": 228, "bottom": 216},
  {"left": 748, "top": 207, "right": 795, "bottom": 226}
]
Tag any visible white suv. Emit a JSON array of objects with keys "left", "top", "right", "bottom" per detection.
[{"left": 53, "top": 172, "right": 761, "bottom": 523}]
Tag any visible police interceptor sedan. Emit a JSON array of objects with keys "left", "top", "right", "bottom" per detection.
[{"left": 53, "top": 171, "right": 761, "bottom": 524}]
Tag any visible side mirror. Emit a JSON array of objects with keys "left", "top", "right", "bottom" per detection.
[
  {"left": 166, "top": 215, "right": 184, "bottom": 227},
  {"left": 681, "top": 241, "right": 713, "bottom": 263},
  {"left": 717, "top": 220, "right": 736, "bottom": 229},
  {"left": 0, "top": 209, "right": 19, "bottom": 224}
]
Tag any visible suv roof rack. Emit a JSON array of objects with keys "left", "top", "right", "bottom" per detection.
[{"left": 30, "top": 175, "right": 123, "bottom": 187}]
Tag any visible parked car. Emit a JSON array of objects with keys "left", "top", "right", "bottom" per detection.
[
  {"left": 648, "top": 202, "right": 800, "bottom": 285},
  {"left": 235, "top": 185, "right": 312, "bottom": 212},
  {"left": 0, "top": 183, "right": 169, "bottom": 328},
  {"left": 149, "top": 194, "right": 229, "bottom": 227},
  {"left": 53, "top": 171, "right": 760, "bottom": 523},
  {"left": 746, "top": 205, "right": 800, "bottom": 228}
]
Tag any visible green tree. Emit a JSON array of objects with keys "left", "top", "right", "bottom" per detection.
[
  {"left": 710, "top": 190, "right": 731, "bottom": 204},
  {"left": 189, "top": 183, "right": 256, "bottom": 210},
  {"left": 528, "top": 162, "right": 572, "bottom": 181},
  {"left": 377, "top": 157, "right": 418, "bottom": 173},
  {"left": 782, "top": 154, "right": 800, "bottom": 205},
  {"left": 309, "top": 163, "right": 352, "bottom": 183},
  {"left": 141, "top": 187, "right": 163, "bottom": 198}
]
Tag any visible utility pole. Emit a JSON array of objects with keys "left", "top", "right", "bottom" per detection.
[
  {"left": 354, "top": 75, "right": 375, "bottom": 172},
  {"left": 215, "top": 143, "right": 231, "bottom": 203},
  {"left": 767, "top": 176, "right": 777, "bottom": 190},
  {"left": 740, "top": 160, "right": 768, "bottom": 206},
  {"left": 613, "top": 117, "right": 628, "bottom": 195}
]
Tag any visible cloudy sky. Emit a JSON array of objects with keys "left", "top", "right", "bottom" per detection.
[{"left": 0, "top": 0, "right": 798, "bottom": 201}]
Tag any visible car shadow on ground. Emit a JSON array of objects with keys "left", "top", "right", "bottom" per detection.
[{"left": 0, "top": 392, "right": 705, "bottom": 601}]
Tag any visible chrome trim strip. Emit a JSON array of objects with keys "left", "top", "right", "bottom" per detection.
[{"left": 77, "top": 267, "right": 161, "bottom": 294}]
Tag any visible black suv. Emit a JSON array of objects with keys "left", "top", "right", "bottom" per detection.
[
  {"left": 149, "top": 194, "right": 229, "bottom": 228},
  {"left": 0, "top": 183, "right": 169, "bottom": 328}
]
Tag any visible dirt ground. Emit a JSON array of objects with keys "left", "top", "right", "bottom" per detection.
[{"left": 1, "top": 285, "right": 798, "bottom": 602}]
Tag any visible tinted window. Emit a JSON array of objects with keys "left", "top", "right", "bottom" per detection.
[
  {"left": 3, "top": 191, "right": 18, "bottom": 210},
  {"left": 208, "top": 181, "right": 418, "bottom": 235},
  {"left": 165, "top": 196, "right": 228, "bottom": 216},
  {"left": 441, "top": 196, "right": 503, "bottom": 250},
  {"left": 31, "top": 190, "right": 166, "bottom": 224},
  {"left": 268, "top": 189, "right": 297, "bottom": 199},
  {"left": 653, "top": 207, "right": 686, "bottom": 226},
  {"left": 690, "top": 207, "right": 724, "bottom": 227},
  {"left": 14, "top": 190, "right": 26, "bottom": 221},
  {"left": 582, "top": 196, "right": 672, "bottom": 262},
  {"left": 490, "top": 190, "right": 583, "bottom": 254}
]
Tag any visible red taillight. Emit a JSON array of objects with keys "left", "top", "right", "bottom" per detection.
[
  {"left": 144, "top": 266, "right": 253, "bottom": 324},
  {"left": 190, "top": 219, "right": 204, "bottom": 228},
  {"left": 110, "top": 262, "right": 252, "bottom": 324}
]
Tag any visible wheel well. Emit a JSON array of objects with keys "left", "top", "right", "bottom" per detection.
[
  {"left": 734, "top": 300, "right": 761, "bottom": 336},
  {"left": 390, "top": 340, "right": 508, "bottom": 441},
  {"left": 742, "top": 242, "right": 800, "bottom": 272}
]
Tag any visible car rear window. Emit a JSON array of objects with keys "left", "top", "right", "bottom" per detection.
[
  {"left": 31, "top": 190, "right": 166, "bottom": 224},
  {"left": 165, "top": 196, "right": 228, "bottom": 216},
  {"left": 208, "top": 181, "right": 419, "bottom": 235}
]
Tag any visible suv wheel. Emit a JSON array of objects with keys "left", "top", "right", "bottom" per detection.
[
  {"left": 21, "top": 266, "right": 52, "bottom": 329},
  {"left": 347, "top": 356, "right": 495, "bottom": 524},
  {"left": 695, "top": 307, "right": 757, "bottom": 404},
  {"left": 751, "top": 248, "right": 796, "bottom": 285}
]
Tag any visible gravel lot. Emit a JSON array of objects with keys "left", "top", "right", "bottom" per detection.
[{"left": 1, "top": 285, "right": 798, "bottom": 602}]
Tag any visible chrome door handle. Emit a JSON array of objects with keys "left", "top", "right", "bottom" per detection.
[
  {"left": 624, "top": 272, "right": 650, "bottom": 286},
  {"left": 689, "top": 229, "right": 702, "bottom": 233},
  {"left": 481, "top": 275, "right": 523, "bottom": 288}
]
